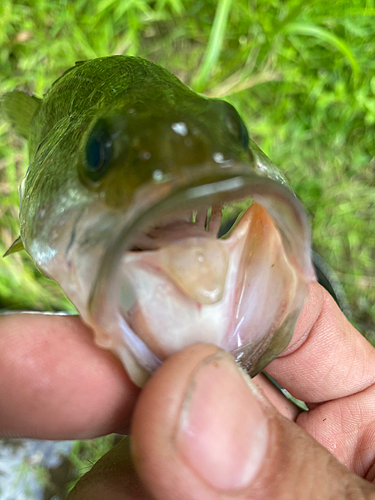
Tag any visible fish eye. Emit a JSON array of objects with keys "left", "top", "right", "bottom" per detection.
[{"left": 85, "top": 119, "right": 112, "bottom": 181}]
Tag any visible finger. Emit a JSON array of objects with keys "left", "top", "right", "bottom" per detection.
[
  {"left": 253, "top": 373, "right": 300, "bottom": 421},
  {"left": 296, "top": 381, "right": 375, "bottom": 479},
  {"left": 67, "top": 437, "right": 150, "bottom": 500},
  {"left": 265, "top": 283, "right": 375, "bottom": 476},
  {"left": 130, "top": 344, "right": 374, "bottom": 500},
  {"left": 0, "top": 313, "right": 139, "bottom": 439},
  {"left": 266, "top": 282, "right": 375, "bottom": 403}
]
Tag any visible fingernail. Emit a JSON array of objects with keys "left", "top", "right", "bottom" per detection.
[{"left": 176, "top": 353, "right": 268, "bottom": 491}]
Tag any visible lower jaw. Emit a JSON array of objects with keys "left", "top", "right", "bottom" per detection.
[{"left": 114, "top": 202, "right": 308, "bottom": 383}]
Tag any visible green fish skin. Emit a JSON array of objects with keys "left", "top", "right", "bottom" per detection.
[{"left": 2, "top": 56, "right": 313, "bottom": 386}]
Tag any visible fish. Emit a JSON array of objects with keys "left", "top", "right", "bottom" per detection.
[{"left": 1, "top": 56, "right": 314, "bottom": 387}]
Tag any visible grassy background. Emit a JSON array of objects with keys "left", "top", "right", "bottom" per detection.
[{"left": 0, "top": 0, "right": 374, "bottom": 495}]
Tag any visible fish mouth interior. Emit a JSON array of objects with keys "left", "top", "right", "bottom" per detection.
[
  {"left": 128, "top": 202, "right": 243, "bottom": 252},
  {"left": 124, "top": 200, "right": 251, "bottom": 308},
  {"left": 89, "top": 167, "right": 312, "bottom": 383}
]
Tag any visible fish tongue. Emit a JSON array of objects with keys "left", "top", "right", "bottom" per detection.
[
  {"left": 119, "top": 236, "right": 232, "bottom": 361},
  {"left": 158, "top": 237, "right": 229, "bottom": 304}
]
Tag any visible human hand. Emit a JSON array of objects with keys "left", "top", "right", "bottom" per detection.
[{"left": 1, "top": 283, "right": 375, "bottom": 499}]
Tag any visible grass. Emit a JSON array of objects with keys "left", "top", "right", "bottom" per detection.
[{"left": 0, "top": 0, "right": 374, "bottom": 495}]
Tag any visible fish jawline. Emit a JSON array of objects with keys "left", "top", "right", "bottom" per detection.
[{"left": 87, "top": 172, "right": 313, "bottom": 387}]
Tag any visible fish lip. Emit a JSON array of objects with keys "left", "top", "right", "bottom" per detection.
[{"left": 88, "top": 160, "right": 312, "bottom": 327}]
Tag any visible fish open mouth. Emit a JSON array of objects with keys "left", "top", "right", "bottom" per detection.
[{"left": 88, "top": 163, "right": 313, "bottom": 386}]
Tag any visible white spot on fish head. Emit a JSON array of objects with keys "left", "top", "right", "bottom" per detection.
[
  {"left": 153, "top": 169, "right": 164, "bottom": 182},
  {"left": 29, "top": 240, "right": 57, "bottom": 266},
  {"left": 171, "top": 122, "right": 188, "bottom": 137},
  {"left": 256, "top": 163, "right": 268, "bottom": 174},
  {"left": 213, "top": 152, "right": 224, "bottom": 163},
  {"left": 213, "top": 152, "right": 232, "bottom": 169}
]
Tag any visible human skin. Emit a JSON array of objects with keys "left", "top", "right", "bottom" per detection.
[{"left": 1, "top": 282, "right": 375, "bottom": 499}]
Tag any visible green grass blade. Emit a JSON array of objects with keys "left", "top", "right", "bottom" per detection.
[
  {"left": 156, "top": 0, "right": 184, "bottom": 14},
  {"left": 283, "top": 22, "right": 360, "bottom": 82},
  {"left": 192, "top": 0, "right": 232, "bottom": 92}
]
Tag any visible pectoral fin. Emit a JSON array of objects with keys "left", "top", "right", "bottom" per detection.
[
  {"left": 3, "top": 236, "right": 24, "bottom": 257},
  {"left": 0, "top": 92, "right": 42, "bottom": 139}
]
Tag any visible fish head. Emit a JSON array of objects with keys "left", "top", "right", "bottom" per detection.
[{"left": 8, "top": 57, "right": 314, "bottom": 386}]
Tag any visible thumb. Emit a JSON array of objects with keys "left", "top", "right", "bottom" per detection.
[{"left": 132, "top": 344, "right": 375, "bottom": 500}]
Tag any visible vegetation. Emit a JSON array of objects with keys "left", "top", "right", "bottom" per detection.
[{"left": 0, "top": 0, "right": 374, "bottom": 496}]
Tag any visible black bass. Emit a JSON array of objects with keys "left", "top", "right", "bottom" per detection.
[{"left": 2, "top": 56, "right": 314, "bottom": 386}]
